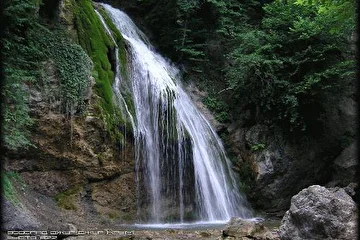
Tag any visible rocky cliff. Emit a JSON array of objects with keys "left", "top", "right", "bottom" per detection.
[
  {"left": 3, "top": 0, "right": 137, "bottom": 229},
  {"left": 225, "top": 85, "right": 357, "bottom": 215}
]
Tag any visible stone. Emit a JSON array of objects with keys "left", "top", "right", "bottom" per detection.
[
  {"left": 91, "top": 173, "right": 137, "bottom": 221},
  {"left": 3, "top": 199, "right": 41, "bottom": 231},
  {"left": 83, "top": 76, "right": 95, "bottom": 101},
  {"left": 227, "top": 123, "right": 341, "bottom": 214},
  {"left": 244, "top": 125, "right": 269, "bottom": 147},
  {"left": 222, "top": 217, "right": 278, "bottom": 240},
  {"left": 343, "top": 182, "right": 357, "bottom": 198},
  {"left": 333, "top": 141, "right": 357, "bottom": 185},
  {"left": 279, "top": 185, "right": 357, "bottom": 240},
  {"left": 20, "top": 170, "right": 81, "bottom": 197}
]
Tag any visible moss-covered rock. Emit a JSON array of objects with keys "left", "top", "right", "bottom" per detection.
[
  {"left": 55, "top": 186, "right": 82, "bottom": 210},
  {"left": 96, "top": 4, "right": 136, "bottom": 121},
  {"left": 73, "top": 0, "right": 131, "bottom": 145}
]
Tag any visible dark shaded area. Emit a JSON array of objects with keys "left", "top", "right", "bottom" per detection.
[
  {"left": 0, "top": 0, "right": 5, "bottom": 232},
  {"left": 39, "top": 0, "right": 61, "bottom": 21}
]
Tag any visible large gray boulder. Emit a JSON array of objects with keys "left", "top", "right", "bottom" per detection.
[{"left": 279, "top": 185, "right": 357, "bottom": 240}]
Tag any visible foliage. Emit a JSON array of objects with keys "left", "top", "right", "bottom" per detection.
[
  {"left": 2, "top": 0, "right": 42, "bottom": 150},
  {"left": 203, "top": 95, "right": 230, "bottom": 123},
  {"left": 2, "top": 171, "right": 25, "bottom": 205},
  {"left": 294, "top": 0, "right": 356, "bottom": 33},
  {"left": 55, "top": 186, "right": 82, "bottom": 210},
  {"left": 3, "top": 0, "right": 94, "bottom": 149},
  {"left": 225, "top": 0, "right": 356, "bottom": 132},
  {"left": 207, "top": 0, "right": 260, "bottom": 38},
  {"left": 3, "top": 0, "right": 131, "bottom": 150},
  {"left": 120, "top": 0, "right": 355, "bottom": 134},
  {"left": 30, "top": 27, "right": 93, "bottom": 115},
  {"left": 250, "top": 143, "right": 266, "bottom": 151}
]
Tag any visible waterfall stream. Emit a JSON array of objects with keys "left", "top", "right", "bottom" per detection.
[{"left": 98, "top": 3, "right": 253, "bottom": 223}]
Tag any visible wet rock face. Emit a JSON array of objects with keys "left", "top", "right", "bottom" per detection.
[
  {"left": 228, "top": 124, "right": 332, "bottom": 214},
  {"left": 222, "top": 218, "right": 278, "bottom": 240},
  {"left": 5, "top": 107, "right": 138, "bottom": 221},
  {"left": 91, "top": 173, "right": 136, "bottom": 220},
  {"left": 279, "top": 185, "right": 358, "bottom": 240},
  {"left": 5, "top": 59, "right": 137, "bottom": 223},
  {"left": 224, "top": 72, "right": 356, "bottom": 214}
]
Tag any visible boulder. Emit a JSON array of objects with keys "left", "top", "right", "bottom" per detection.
[
  {"left": 333, "top": 141, "right": 357, "bottom": 185},
  {"left": 279, "top": 185, "right": 357, "bottom": 240},
  {"left": 222, "top": 217, "right": 278, "bottom": 240}
]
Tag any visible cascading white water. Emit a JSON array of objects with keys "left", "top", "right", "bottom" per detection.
[
  {"left": 95, "top": 9, "right": 135, "bottom": 131},
  {"left": 99, "top": 3, "right": 253, "bottom": 223}
]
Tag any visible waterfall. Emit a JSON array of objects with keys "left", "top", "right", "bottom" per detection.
[{"left": 98, "top": 3, "right": 253, "bottom": 223}]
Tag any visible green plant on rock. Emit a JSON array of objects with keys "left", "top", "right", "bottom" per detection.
[
  {"left": 30, "top": 26, "right": 93, "bottom": 115},
  {"left": 235, "top": 160, "right": 255, "bottom": 196},
  {"left": 97, "top": 6, "right": 136, "bottom": 121},
  {"left": 2, "top": 171, "right": 25, "bottom": 206},
  {"left": 203, "top": 95, "right": 230, "bottom": 123},
  {"left": 55, "top": 186, "right": 82, "bottom": 210},
  {"left": 96, "top": 7, "right": 127, "bottom": 69},
  {"left": 2, "top": 0, "right": 42, "bottom": 150},
  {"left": 73, "top": 0, "right": 115, "bottom": 112},
  {"left": 3, "top": 0, "right": 96, "bottom": 150},
  {"left": 250, "top": 143, "right": 266, "bottom": 152}
]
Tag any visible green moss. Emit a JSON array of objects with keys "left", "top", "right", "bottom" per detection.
[
  {"left": 2, "top": 171, "right": 24, "bottom": 206},
  {"left": 97, "top": 7, "right": 127, "bottom": 72},
  {"left": 73, "top": 0, "right": 115, "bottom": 112},
  {"left": 55, "top": 186, "right": 82, "bottom": 210},
  {"left": 108, "top": 211, "right": 121, "bottom": 219},
  {"left": 121, "top": 213, "right": 134, "bottom": 221},
  {"left": 250, "top": 143, "right": 266, "bottom": 151},
  {"left": 97, "top": 6, "right": 136, "bottom": 119},
  {"left": 73, "top": 0, "right": 131, "bottom": 145}
]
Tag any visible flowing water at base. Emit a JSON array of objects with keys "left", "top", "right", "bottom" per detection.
[{"left": 115, "top": 217, "right": 267, "bottom": 230}]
